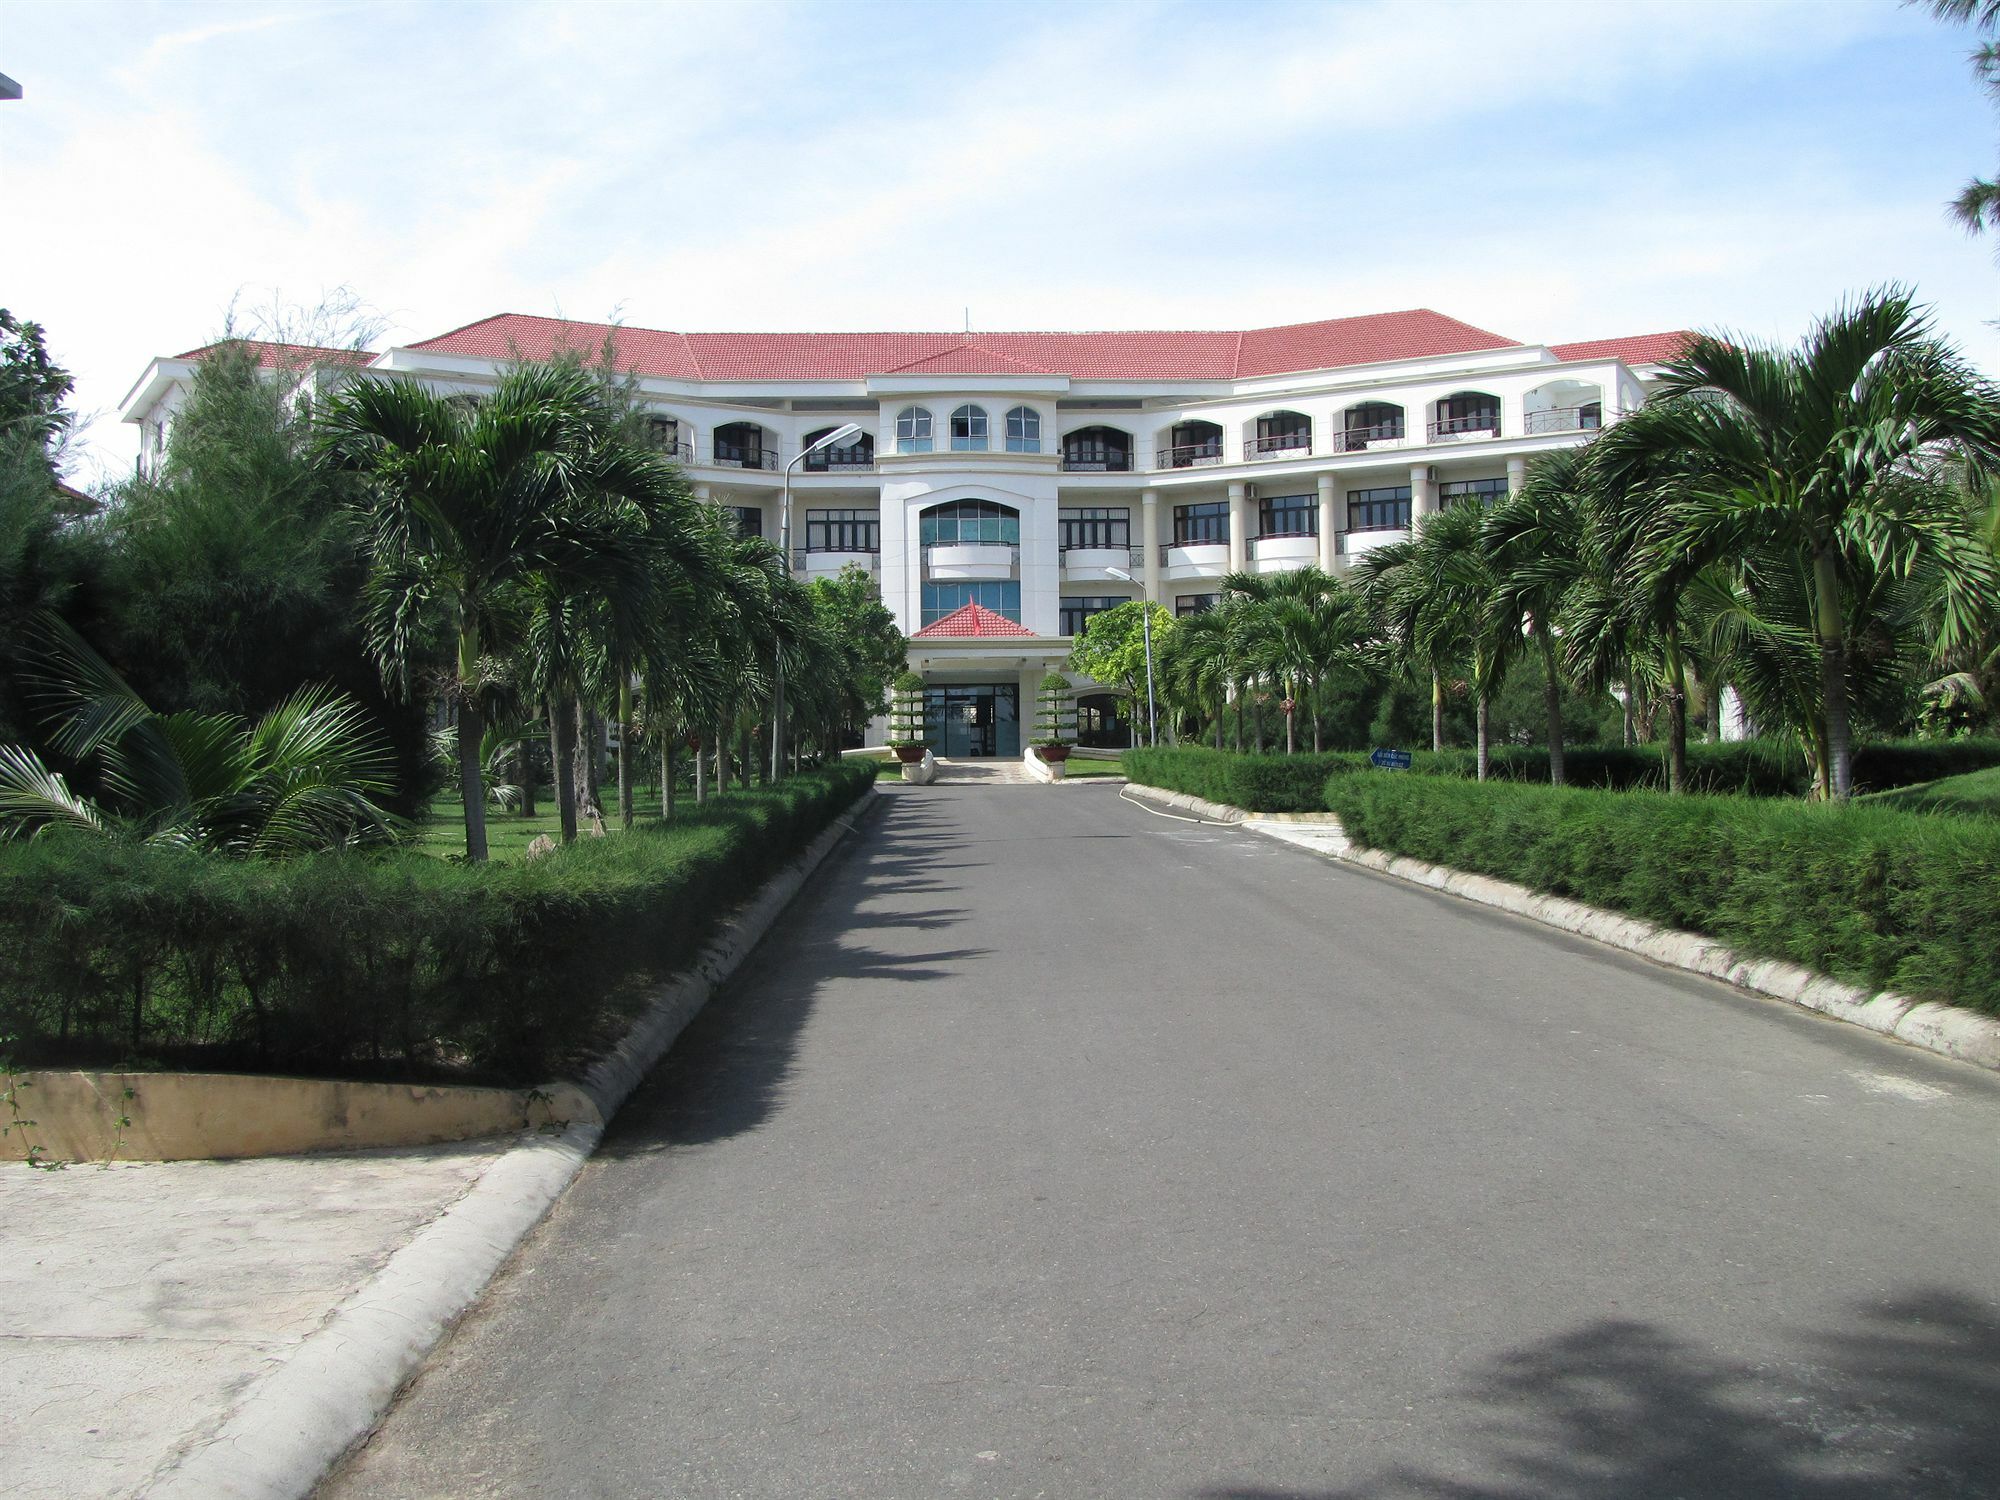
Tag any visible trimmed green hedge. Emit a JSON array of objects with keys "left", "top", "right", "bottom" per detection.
[
  {"left": 1322, "top": 774, "right": 2000, "bottom": 1016},
  {"left": 1123, "top": 739, "right": 2000, "bottom": 810},
  {"left": 0, "top": 762, "right": 876, "bottom": 1084}
]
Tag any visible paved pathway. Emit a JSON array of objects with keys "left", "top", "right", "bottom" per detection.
[
  {"left": 324, "top": 781, "right": 2000, "bottom": 1498},
  {"left": 1, "top": 1138, "right": 513, "bottom": 1500},
  {"left": 932, "top": 755, "right": 1034, "bottom": 783}
]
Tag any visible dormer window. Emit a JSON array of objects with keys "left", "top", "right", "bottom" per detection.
[
  {"left": 896, "top": 406, "right": 934, "bottom": 454},
  {"left": 950, "top": 404, "right": 989, "bottom": 452}
]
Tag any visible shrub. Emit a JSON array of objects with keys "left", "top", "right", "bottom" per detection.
[
  {"left": 1122, "top": 746, "right": 1378, "bottom": 811},
  {"left": 0, "top": 762, "right": 876, "bottom": 1083},
  {"left": 1321, "top": 774, "right": 2000, "bottom": 1016}
]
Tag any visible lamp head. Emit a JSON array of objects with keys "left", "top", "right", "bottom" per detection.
[{"left": 808, "top": 422, "right": 864, "bottom": 452}]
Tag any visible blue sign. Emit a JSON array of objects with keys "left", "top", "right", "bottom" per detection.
[{"left": 1369, "top": 748, "right": 1412, "bottom": 770}]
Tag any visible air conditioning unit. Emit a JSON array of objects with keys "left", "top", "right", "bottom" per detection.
[
  {"left": 1422, "top": 466, "right": 1440, "bottom": 484},
  {"left": 1243, "top": 483, "right": 1259, "bottom": 499}
]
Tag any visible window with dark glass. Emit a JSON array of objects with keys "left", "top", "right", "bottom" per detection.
[
  {"left": 1343, "top": 402, "right": 1403, "bottom": 444},
  {"left": 1060, "top": 596, "right": 1127, "bottom": 636},
  {"left": 1165, "top": 420, "right": 1223, "bottom": 466},
  {"left": 1580, "top": 401, "right": 1602, "bottom": 429},
  {"left": 804, "top": 508, "right": 879, "bottom": 551},
  {"left": 1251, "top": 410, "right": 1311, "bottom": 454},
  {"left": 1434, "top": 392, "right": 1500, "bottom": 435},
  {"left": 949, "top": 405, "right": 989, "bottom": 452},
  {"left": 1258, "top": 493, "right": 1317, "bottom": 537},
  {"left": 803, "top": 426, "right": 873, "bottom": 470},
  {"left": 919, "top": 500, "right": 1020, "bottom": 546},
  {"left": 1174, "top": 501, "right": 1230, "bottom": 544},
  {"left": 646, "top": 415, "right": 680, "bottom": 451},
  {"left": 1058, "top": 506, "right": 1130, "bottom": 550},
  {"left": 1062, "top": 425, "right": 1132, "bottom": 471},
  {"left": 1005, "top": 405, "right": 1041, "bottom": 453},
  {"left": 1347, "top": 485, "right": 1411, "bottom": 532},
  {"left": 1438, "top": 477, "right": 1509, "bottom": 509},
  {"left": 722, "top": 505, "right": 763, "bottom": 539},
  {"left": 921, "top": 580, "right": 1021, "bottom": 625},
  {"left": 1176, "top": 593, "right": 1221, "bottom": 617},
  {"left": 713, "top": 421, "right": 767, "bottom": 466},
  {"left": 895, "top": 406, "right": 933, "bottom": 454}
]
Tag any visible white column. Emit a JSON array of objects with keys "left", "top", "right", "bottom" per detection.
[
  {"left": 1316, "top": 473, "right": 1337, "bottom": 572},
  {"left": 1506, "top": 455, "right": 1527, "bottom": 496},
  {"left": 693, "top": 483, "right": 712, "bottom": 504},
  {"left": 1409, "top": 464, "right": 1434, "bottom": 523},
  {"left": 1227, "top": 482, "right": 1249, "bottom": 575},
  {"left": 1141, "top": 490, "right": 1162, "bottom": 602}
]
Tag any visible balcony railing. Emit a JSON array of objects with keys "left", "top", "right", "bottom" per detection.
[
  {"left": 1061, "top": 451, "right": 1134, "bottom": 473},
  {"left": 1524, "top": 406, "right": 1602, "bottom": 436},
  {"left": 1331, "top": 425, "right": 1404, "bottom": 453},
  {"left": 1155, "top": 442, "right": 1225, "bottom": 469},
  {"left": 1060, "top": 545, "right": 1145, "bottom": 570},
  {"left": 1426, "top": 414, "right": 1501, "bottom": 441},
  {"left": 710, "top": 443, "right": 781, "bottom": 471},
  {"left": 802, "top": 450, "right": 876, "bottom": 473},
  {"left": 650, "top": 438, "right": 695, "bottom": 463},
  {"left": 1244, "top": 431, "right": 1312, "bottom": 458}
]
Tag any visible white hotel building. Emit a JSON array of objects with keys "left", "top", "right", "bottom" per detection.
[{"left": 121, "top": 310, "right": 1690, "bottom": 757}]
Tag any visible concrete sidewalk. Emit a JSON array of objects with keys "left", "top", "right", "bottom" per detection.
[{"left": 0, "top": 1136, "right": 518, "bottom": 1500}]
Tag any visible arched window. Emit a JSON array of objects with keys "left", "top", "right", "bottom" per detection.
[
  {"left": 1431, "top": 392, "right": 1500, "bottom": 439},
  {"left": 1247, "top": 410, "right": 1311, "bottom": 457},
  {"left": 895, "top": 406, "right": 934, "bottom": 454},
  {"left": 713, "top": 421, "right": 771, "bottom": 469},
  {"left": 1061, "top": 425, "right": 1133, "bottom": 472},
  {"left": 919, "top": 499, "right": 1021, "bottom": 547},
  {"left": 1341, "top": 402, "right": 1404, "bottom": 448},
  {"left": 803, "top": 425, "right": 874, "bottom": 471},
  {"left": 1162, "top": 420, "right": 1223, "bottom": 468},
  {"left": 1005, "top": 405, "right": 1041, "bottom": 453},
  {"left": 949, "top": 404, "right": 989, "bottom": 452}
]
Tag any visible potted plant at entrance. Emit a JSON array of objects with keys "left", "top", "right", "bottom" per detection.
[
  {"left": 889, "top": 671, "right": 930, "bottom": 764},
  {"left": 1034, "top": 672, "right": 1074, "bottom": 769}
]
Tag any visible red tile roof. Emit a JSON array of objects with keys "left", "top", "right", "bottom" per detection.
[
  {"left": 407, "top": 310, "right": 1528, "bottom": 382},
  {"left": 175, "top": 338, "right": 375, "bottom": 370},
  {"left": 911, "top": 603, "right": 1039, "bottom": 639},
  {"left": 1549, "top": 332, "right": 1696, "bottom": 367}
]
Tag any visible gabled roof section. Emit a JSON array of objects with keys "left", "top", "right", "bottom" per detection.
[
  {"left": 1551, "top": 332, "right": 1696, "bottom": 367},
  {"left": 911, "top": 603, "right": 1038, "bottom": 640},
  {"left": 403, "top": 309, "right": 1526, "bottom": 383},
  {"left": 175, "top": 338, "right": 375, "bottom": 370}
]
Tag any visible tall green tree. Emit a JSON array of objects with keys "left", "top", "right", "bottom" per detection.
[{"left": 1595, "top": 289, "right": 2000, "bottom": 798}]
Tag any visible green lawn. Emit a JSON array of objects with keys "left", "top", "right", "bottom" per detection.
[
  {"left": 1059, "top": 757, "right": 1126, "bottom": 779},
  {"left": 1859, "top": 765, "right": 2000, "bottom": 819},
  {"left": 418, "top": 796, "right": 667, "bottom": 860}
]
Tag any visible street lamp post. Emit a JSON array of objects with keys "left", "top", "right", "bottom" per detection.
[
  {"left": 1103, "top": 566, "right": 1157, "bottom": 748},
  {"left": 771, "top": 422, "right": 864, "bottom": 781}
]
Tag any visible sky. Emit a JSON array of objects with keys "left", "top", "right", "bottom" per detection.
[{"left": 3, "top": 0, "right": 1999, "bottom": 484}]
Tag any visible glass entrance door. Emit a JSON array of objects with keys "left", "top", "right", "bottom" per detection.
[{"left": 923, "top": 684, "right": 1020, "bottom": 758}]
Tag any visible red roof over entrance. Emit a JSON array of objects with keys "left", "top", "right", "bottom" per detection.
[{"left": 911, "top": 603, "right": 1038, "bottom": 640}]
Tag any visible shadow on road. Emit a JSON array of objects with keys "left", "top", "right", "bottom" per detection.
[
  {"left": 1199, "top": 1290, "right": 2000, "bottom": 1500},
  {"left": 599, "top": 792, "right": 990, "bottom": 1156}
]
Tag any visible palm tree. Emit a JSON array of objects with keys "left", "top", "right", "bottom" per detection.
[
  {"left": 0, "top": 622, "right": 398, "bottom": 853},
  {"left": 1595, "top": 289, "right": 2000, "bottom": 798},
  {"left": 1220, "top": 566, "right": 1370, "bottom": 753},
  {"left": 1485, "top": 450, "right": 1595, "bottom": 785}
]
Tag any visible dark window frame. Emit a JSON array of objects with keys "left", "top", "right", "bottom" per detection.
[
  {"left": 1346, "top": 485, "right": 1412, "bottom": 533},
  {"left": 804, "top": 507, "right": 880, "bottom": 552},
  {"left": 1058, "top": 506, "right": 1131, "bottom": 550},
  {"left": 1173, "top": 500, "right": 1230, "bottom": 545},
  {"left": 1257, "top": 492, "right": 1318, "bottom": 538}
]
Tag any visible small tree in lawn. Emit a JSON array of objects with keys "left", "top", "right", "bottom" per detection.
[
  {"left": 1035, "top": 672, "right": 1074, "bottom": 761},
  {"left": 889, "top": 670, "right": 928, "bottom": 762}
]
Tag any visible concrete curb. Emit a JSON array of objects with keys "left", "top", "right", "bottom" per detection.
[
  {"left": 1123, "top": 784, "right": 2000, "bottom": 1075},
  {"left": 146, "top": 788, "right": 880, "bottom": 1500}
]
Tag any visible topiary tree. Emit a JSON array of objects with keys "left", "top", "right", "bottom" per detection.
[
  {"left": 889, "top": 670, "right": 928, "bottom": 761},
  {"left": 1035, "top": 672, "right": 1074, "bottom": 759}
]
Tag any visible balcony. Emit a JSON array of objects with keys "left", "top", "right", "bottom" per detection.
[
  {"left": 1060, "top": 452, "right": 1133, "bottom": 473},
  {"left": 1330, "top": 425, "right": 1405, "bottom": 454},
  {"left": 1248, "top": 533, "right": 1318, "bottom": 571},
  {"left": 1155, "top": 442, "right": 1225, "bottom": 470},
  {"left": 794, "top": 548, "right": 879, "bottom": 581},
  {"left": 1524, "top": 406, "right": 1602, "bottom": 436},
  {"left": 1243, "top": 431, "right": 1312, "bottom": 460},
  {"left": 1159, "top": 540, "right": 1229, "bottom": 579},
  {"left": 651, "top": 438, "right": 695, "bottom": 463},
  {"left": 801, "top": 451, "right": 876, "bottom": 474},
  {"left": 1426, "top": 414, "right": 1500, "bottom": 443},
  {"left": 925, "top": 543, "right": 1019, "bottom": 581},
  {"left": 1061, "top": 545, "right": 1144, "bottom": 582},
  {"left": 1336, "top": 526, "right": 1409, "bottom": 564},
  {"left": 709, "top": 443, "right": 781, "bottom": 471}
]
